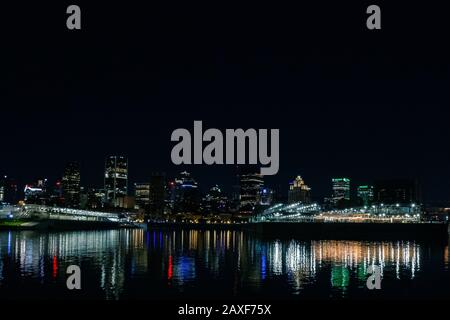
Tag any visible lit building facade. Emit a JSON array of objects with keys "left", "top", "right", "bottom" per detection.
[
  {"left": 357, "top": 185, "right": 374, "bottom": 206},
  {"left": 24, "top": 184, "right": 45, "bottom": 203},
  {"left": 172, "top": 171, "right": 200, "bottom": 214},
  {"left": 62, "top": 161, "right": 81, "bottom": 208},
  {"left": 202, "top": 185, "right": 228, "bottom": 215},
  {"left": 134, "top": 182, "right": 151, "bottom": 209},
  {"left": 104, "top": 155, "right": 128, "bottom": 207},
  {"left": 82, "top": 188, "right": 105, "bottom": 210},
  {"left": 332, "top": 178, "right": 350, "bottom": 206},
  {"left": 239, "top": 166, "right": 264, "bottom": 216},
  {"left": 288, "top": 176, "right": 311, "bottom": 204},
  {"left": 0, "top": 176, "right": 5, "bottom": 203}
]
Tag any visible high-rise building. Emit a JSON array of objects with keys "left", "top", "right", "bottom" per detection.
[
  {"left": 288, "top": 176, "right": 311, "bottom": 204},
  {"left": 134, "top": 182, "right": 151, "bottom": 209},
  {"left": 332, "top": 178, "right": 350, "bottom": 206},
  {"left": 202, "top": 185, "right": 228, "bottom": 215},
  {"left": 149, "top": 172, "right": 166, "bottom": 217},
  {"left": 357, "top": 185, "right": 374, "bottom": 206},
  {"left": 0, "top": 176, "right": 6, "bottom": 203},
  {"left": 62, "top": 161, "right": 81, "bottom": 208},
  {"left": 238, "top": 166, "right": 264, "bottom": 216},
  {"left": 172, "top": 171, "right": 200, "bottom": 214},
  {"left": 0, "top": 176, "right": 13, "bottom": 203},
  {"left": 104, "top": 155, "right": 128, "bottom": 207},
  {"left": 135, "top": 174, "right": 166, "bottom": 218},
  {"left": 82, "top": 188, "right": 105, "bottom": 210},
  {"left": 116, "top": 196, "right": 135, "bottom": 209},
  {"left": 374, "top": 179, "right": 420, "bottom": 205}
]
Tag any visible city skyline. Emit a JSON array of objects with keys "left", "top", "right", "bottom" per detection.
[{"left": 0, "top": 154, "right": 426, "bottom": 208}]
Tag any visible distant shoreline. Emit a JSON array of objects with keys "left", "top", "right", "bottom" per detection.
[
  {"left": 147, "top": 221, "right": 449, "bottom": 241},
  {"left": 1, "top": 219, "right": 448, "bottom": 242},
  {"left": 0, "top": 219, "right": 126, "bottom": 231}
]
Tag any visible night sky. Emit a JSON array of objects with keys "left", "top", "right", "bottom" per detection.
[{"left": 2, "top": 1, "right": 450, "bottom": 202}]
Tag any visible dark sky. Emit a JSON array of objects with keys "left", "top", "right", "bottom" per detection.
[{"left": 2, "top": 1, "right": 450, "bottom": 202}]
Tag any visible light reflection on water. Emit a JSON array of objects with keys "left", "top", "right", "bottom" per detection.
[{"left": 0, "top": 229, "right": 447, "bottom": 299}]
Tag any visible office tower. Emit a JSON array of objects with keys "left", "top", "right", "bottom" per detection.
[
  {"left": 357, "top": 185, "right": 374, "bottom": 206},
  {"left": 0, "top": 176, "right": 5, "bottom": 202},
  {"left": 149, "top": 172, "right": 166, "bottom": 217},
  {"left": 62, "top": 161, "right": 81, "bottom": 208},
  {"left": 134, "top": 182, "right": 151, "bottom": 209},
  {"left": 374, "top": 179, "right": 420, "bottom": 205},
  {"left": 332, "top": 178, "right": 350, "bottom": 208},
  {"left": 202, "top": 185, "right": 228, "bottom": 215},
  {"left": 166, "top": 180, "right": 176, "bottom": 212},
  {"left": 288, "top": 175, "right": 311, "bottom": 204},
  {"left": 332, "top": 178, "right": 350, "bottom": 201},
  {"left": 84, "top": 188, "right": 106, "bottom": 209},
  {"left": 116, "top": 196, "right": 135, "bottom": 209},
  {"left": 104, "top": 155, "right": 128, "bottom": 207},
  {"left": 1, "top": 176, "right": 18, "bottom": 204},
  {"left": 238, "top": 166, "right": 264, "bottom": 216},
  {"left": 172, "top": 171, "right": 200, "bottom": 214}
]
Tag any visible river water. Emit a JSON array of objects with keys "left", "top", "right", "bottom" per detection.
[{"left": 0, "top": 229, "right": 448, "bottom": 300}]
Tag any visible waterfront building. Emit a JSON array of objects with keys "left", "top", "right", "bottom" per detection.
[
  {"left": 374, "top": 179, "right": 420, "bottom": 205},
  {"left": 83, "top": 188, "right": 106, "bottom": 210},
  {"left": 332, "top": 178, "right": 350, "bottom": 207},
  {"left": 116, "top": 195, "right": 135, "bottom": 209},
  {"left": 104, "top": 156, "right": 128, "bottom": 207},
  {"left": 0, "top": 176, "right": 17, "bottom": 204},
  {"left": 357, "top": 185, "right": 374, "bottom": 206},
  {"left": 238, "top": 166, "right": 264, "bottom": 216},
  {"left": 288, "top": 176, "right": 311, "bottom": 204},
  {"left": 24, "top": 183, "right": 45, "bottom": 204},
  {"left": 62, "top": 161, "right": 81, "bottom": 208},
  {"left": 202, "top": 185, "right": 229, "bottom": 215},
  {"left": 172, "top": 171, "right": 201, "bottom": 214},
  {"left": 149, "top": 172, "right": 166, "bottom": 217},
  {"left": 134, "top": 182, "right": 151, "bottom": 209}
]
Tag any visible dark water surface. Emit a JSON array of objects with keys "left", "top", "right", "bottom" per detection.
[{"left": 0, "top": 229, "right": 448, "bottom": 300}]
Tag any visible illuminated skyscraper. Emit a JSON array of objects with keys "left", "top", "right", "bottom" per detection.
[
  {"left": 332, "top": 178, "right": 350, "bottom": 205},
  {"left": 136, "top": 173, "right": 166, "bottom": 218},
  {"left": 288, "top": 175, "right": 311, "bottom": 204},
  {"left": 357, "top": 185, "right": 374, "bottom": 206},
  {"left": 238, "top": 166, "right": 264, "bottom": 216},
  {"left": 202, "top": 185, "right": 229, "bottom": 215},
  {"left": 104, "top": 155, "right": 128, "bottom": 207},
  {"left": 172, "top": 171, "right": 200, "bottom": 214},
  {"left": 62, "top": 161, "right": 81, "bottom": 208},
  {"left": 0, "top": 176, "right": 10, "bottom": 203},
  {"left": 134, "top": 182, "right": 151, "bottom": 209},
  {"left": 0, "top": 176, "right": 5, "bottom": 202}
]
